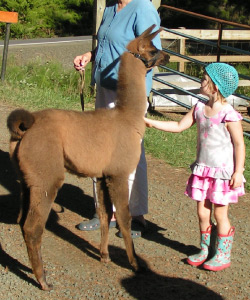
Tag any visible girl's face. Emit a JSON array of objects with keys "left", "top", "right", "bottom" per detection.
[{"left": 200, "top": 72, "right": 214, "bottom": 96}]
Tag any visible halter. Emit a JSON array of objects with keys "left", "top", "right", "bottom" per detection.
[{"left": 127, "top": 50, "right": 161, "bottom": 68}]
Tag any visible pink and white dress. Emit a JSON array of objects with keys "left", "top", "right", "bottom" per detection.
[{"left": 185, "top": 101, "right": 245, "bottom": 205}]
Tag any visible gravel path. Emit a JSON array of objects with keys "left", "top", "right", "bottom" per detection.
[{"left": 0, "top": 102, "right": 249, "bottom": 300}]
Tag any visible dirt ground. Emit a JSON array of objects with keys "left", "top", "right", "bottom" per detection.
[{"left": 0, "top": 101, "right": 249, "bottom": 300}]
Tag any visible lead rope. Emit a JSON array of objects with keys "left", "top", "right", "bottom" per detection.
[
  {"left": 79, "top": 68, "right": 96, "bottom": 184},
  {"left": 79, "top": 68, "right": 85, "bottom": 111}
]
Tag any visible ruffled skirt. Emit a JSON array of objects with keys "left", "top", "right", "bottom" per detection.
[{"left": 185, "top": 174, "right": 245, "bottom": 205}]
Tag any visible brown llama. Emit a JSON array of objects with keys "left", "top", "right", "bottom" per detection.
[{"left": 7, "top": 25, "right": 169, "bottom": 290}]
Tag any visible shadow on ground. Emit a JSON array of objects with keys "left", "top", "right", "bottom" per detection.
[
  {"left": 0, "top": 148, "right": 223, "bottom": 298},
  {"left": 121, "top": 269, "right": 223, "bottom": 300}
]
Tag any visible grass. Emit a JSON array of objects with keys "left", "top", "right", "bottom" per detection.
[
  {"left": 0, "top": 59, "right": 249, "bottom": 191},
  {"left": 144, "top": 114, "right": 197, "bottom": 169},
  {"left": 0, "top": 57, "right": 94, "bottom": 111}
]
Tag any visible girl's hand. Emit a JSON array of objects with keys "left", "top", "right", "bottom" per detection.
[
  {"left": 144, "top": 106, "right": 195, "bottom": 132},
  {"left": 74, "top": 52, "right": 92, "bottom": 71},
  {"left": 230, "top": 172, "right": 243, "bottom": 189},
  {"left": 144, "top": 117, "right": 153, "bottom": 128}
]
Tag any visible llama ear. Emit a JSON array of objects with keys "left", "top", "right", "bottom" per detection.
[
  {"left": 138, "top": 27, "right": 162, "bottom": 52},
  {"left": 139, "top": 24, "right": 157, "bottom": 39},
  {"left": 147, "top": 27, "right": 163, "bottom": 41}
]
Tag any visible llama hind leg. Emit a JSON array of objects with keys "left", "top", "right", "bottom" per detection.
[
  {"left": 107, "top": 176, "right": 141, "bottom": 272},
  {"left": 21, "top": 184, "right": 61, "bottom": 290},
  {"left": 96, "top": 177, "right": 113, "bottom": 263}
]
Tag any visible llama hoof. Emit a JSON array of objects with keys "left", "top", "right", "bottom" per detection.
[
  {"left": 131, "top": 259, "right": 146, "bottom": 273},
  {"left": 52, "top": 203, "right": 64, "bottom": 213},
  {"left": 40, "top": 281, "right": 53, "bottom": 291},
  {"left": 134, "top": 265, "right": 147, "bottom": 274},
  {"left": 100, "top": 256, "right": 111, "bottom": 263}
]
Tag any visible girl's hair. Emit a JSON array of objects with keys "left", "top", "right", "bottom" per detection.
[{"left": 205, "top": 72, "right": 226, "bottom": 103}]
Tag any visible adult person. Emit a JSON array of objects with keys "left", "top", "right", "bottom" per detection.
[{"left": 74, "top": 0, "right": 162, "bottom": 238}]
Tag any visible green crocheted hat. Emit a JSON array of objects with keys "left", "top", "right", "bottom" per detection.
[{"left": 205, "top": 63, "right": 239, "bottom": 98}]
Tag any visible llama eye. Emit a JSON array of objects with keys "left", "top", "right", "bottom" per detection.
[{"left": 150, "top": 50, "right": 158, "bottom": 56}]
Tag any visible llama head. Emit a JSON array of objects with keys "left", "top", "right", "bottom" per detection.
[{"left": 126, "top": 24, "right": 170, "bottom": 68}]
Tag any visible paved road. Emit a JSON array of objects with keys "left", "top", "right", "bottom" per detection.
[
  {"left": 0, "top": 35, "right": 92, "bottom": 46},
  {"left": 0, "top": 36, "right": 93, "bottom": 69}
]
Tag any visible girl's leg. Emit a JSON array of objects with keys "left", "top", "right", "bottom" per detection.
[
  {"left": 213, "top": 204, "right": 231, "bottom": 235},
  {"left": 187, "top": 199, "right": 213, "bottom": 266},
  {"left": 203, "top": 204, "right": 235, "bottom": 271},
  {"left": 197, "top": 199, "right": 212, "bottom": 231}
]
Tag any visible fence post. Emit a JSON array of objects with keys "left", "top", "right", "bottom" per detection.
[
  {"left": 92, "top": 0, "right": 105, "bottom": 50},
  {"left": 1, "top": 23, "right": 11, "bottom": 81},
  {"left": 177, "top": 27, "right": 186, "bottom": 72},
  {"left": 0, "top": 11, "right": 18, "bottom": 81},
  {"left": 177, "top": 39, "right": 186, "bottom": 72},
  {"left": 151, "top": 0, "right": 161, "bottom": 9},
  {"left": 216, "top": 23, "right": 223, "bottom": 62},
  {"left": 91, "top": 0, "right": 105, "bottom": 92}
]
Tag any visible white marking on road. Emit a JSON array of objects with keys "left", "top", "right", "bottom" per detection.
[{"left": 0, "top": 38, "right": 92, "bottom": 47}]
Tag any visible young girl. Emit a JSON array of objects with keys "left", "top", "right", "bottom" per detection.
[{"left": 145, "top": 63, "right": 245, "bottom": 271}]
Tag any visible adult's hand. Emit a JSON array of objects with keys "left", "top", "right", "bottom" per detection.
[{"left": 74, "top": 51, "right": 92, "bottom": 71}]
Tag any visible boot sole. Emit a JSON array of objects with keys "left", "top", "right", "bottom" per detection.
[
  {"left": 186, "top": 258, "right": 206, "bottom": 267},
  {"left": 203, "top": 262, "right": 231, "bottom": 271}
]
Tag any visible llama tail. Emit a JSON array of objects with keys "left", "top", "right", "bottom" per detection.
[{"left": 7, "top": 109, "right": 35, "bottom": 140}]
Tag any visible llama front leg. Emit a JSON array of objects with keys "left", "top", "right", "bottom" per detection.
[
  {"left": 107, "top": 176, "right": 141, "bottom": 272},
  {"left": 96, "top": 177, "right": 113, "bottom": 263},
  {"left": 21, "top": 186, "right": 56, "bottom": 290}
]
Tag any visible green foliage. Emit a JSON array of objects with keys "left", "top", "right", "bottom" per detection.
[
  {"left": 144, "top": 114, "right": 197, "bottom": 168},
  {"left": 234, "top": 64, "right": 250, "bottom": 97},
  {"left": 226, "top": 0, "right": 250, "bottom": 25},
  {"left": 0, "top": 58, "right": 94, "bottom": 110},
  {"left": 0, "top": 0, "right": 93, "bottom": 38},
  {"left": 160, "top": 0, "right": 250, "bottom": 29},
  {"left": 0, "top": 0, "right": 249, "bottom": 39}
]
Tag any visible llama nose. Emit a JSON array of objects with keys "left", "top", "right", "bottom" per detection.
[{"left": 164, "top": 53, "right": 170, "bottom": 63}]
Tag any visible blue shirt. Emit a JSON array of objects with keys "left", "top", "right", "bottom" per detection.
[{"left": 93, "top": 0, "right": 161, "bottom": 96}]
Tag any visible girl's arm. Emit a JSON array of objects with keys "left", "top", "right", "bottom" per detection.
[
  {"left": 144, "top": 106, "right": 196, "bottom": 133},
  {"left": 227, "top": 120, "right": 245, "bottom": 188}
]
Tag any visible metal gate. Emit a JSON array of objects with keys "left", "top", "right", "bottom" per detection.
[{"left": 152, "top": 5, "right": 250, "bottom": 137}]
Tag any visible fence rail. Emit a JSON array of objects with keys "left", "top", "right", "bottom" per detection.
[{"left": 160, "top": 28, "right": 250, "bottom": 73}]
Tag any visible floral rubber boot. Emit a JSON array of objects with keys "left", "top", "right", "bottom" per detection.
[
  {"left": 187, "top": 225, "right": 213, "bottom": 267},
  {"left": 203, "top": 227, "right": 235, "bottom": 271}
]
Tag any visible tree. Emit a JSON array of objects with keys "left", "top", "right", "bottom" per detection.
[
  {"left": 1, "top": 0, "right": 249, "bottom": 39},
  {"left": 226, "top": 0, "right": 250, "bottom": 25},
  {"left": 0, "top": 0, "right": 93, "bottom": 39},
  {"left": 160, "top": 0, "right": 250, "bottom": 29}
]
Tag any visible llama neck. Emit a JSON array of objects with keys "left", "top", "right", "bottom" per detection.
[{"left": 116, "top": 52, "right": 147, "bottom": 115}]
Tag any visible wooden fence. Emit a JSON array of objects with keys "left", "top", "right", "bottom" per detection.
[
  {"left": 0, "top": 11, "right": 18, "bottom": 80},
  {"left": 160, "top": 29, "right": 250, "bottom": 74}
]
